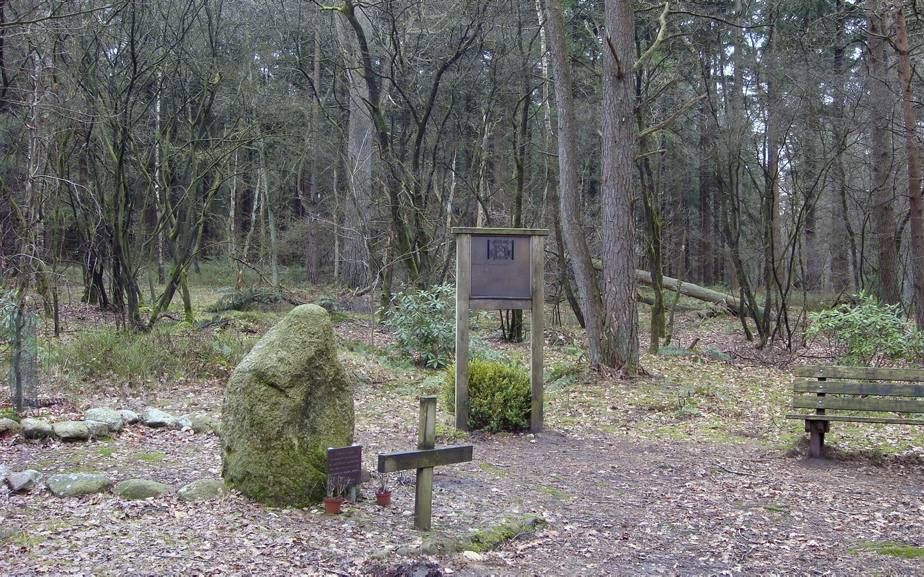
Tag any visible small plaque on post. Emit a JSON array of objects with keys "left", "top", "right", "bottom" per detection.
[
  {"left": 470, "top": 235, "right": 531, "bottom": 301},
  {"left": 326, "top": 445, "right": 362, "bottom": 487}
]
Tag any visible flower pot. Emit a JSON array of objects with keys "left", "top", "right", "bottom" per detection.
[
  {"left": 375, "top": 490, "right": 392, "bottom": 507},
  {"left": 323, "top": 497, "right": 343, "bottom": 515}
]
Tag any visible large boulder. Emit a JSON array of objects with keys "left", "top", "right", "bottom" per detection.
[{"left": 221, "top": 304, "right": 353, "bottom": 507}]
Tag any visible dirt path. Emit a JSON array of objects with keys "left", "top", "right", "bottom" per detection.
[
  {"left": 3, "top": 385, "right": 923, "bottom": 576},
  {"left": 2, "top": 315, "right": 924, "bottom": 575},
  {"left": 461, "top": 432, "right": 924, "bottom": 575}
]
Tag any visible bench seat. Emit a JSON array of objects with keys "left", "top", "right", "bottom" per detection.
[{"left": 788, "top": 366, "right": 924, "bottom": 457}]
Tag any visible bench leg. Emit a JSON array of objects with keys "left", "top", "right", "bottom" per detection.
[{"left": 807, "top": 421, "right": 826, "bottom": 458}]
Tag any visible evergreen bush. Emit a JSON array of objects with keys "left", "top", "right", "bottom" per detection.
[
  {"left": 441, "top": 359, "right": 530, "bottom": 432},
  {"left": 806, "top": 291, "right": 921, "bottom": 366},
  {"left": 382, "top": 284, "right": 455, "bottom": 368}
]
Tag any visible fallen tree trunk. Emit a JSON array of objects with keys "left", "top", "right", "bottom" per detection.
[
  {"left": 635, "top": 270, "right": 741, "bottom": 315},
  {"left": 589, "top": 260, "right": 743, "bottom": 316}
]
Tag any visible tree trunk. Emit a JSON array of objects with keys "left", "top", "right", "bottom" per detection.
[
  {"left": 830, "top": 0, "right": 854, "bottom": 294},
  {"left": 869, "top": 1, "right": 900, "bottom": 303},
  {"left": 698, "top": 64, "right": 715, "bottom": 286},
  {"left": 305, "top": 32, "right": 322, "bottom": 284},
  {"left": 600, "top": 0, "right": 640, "bottom": 372},
  {"left": 154, "top": 70, "right": 165, "bottom": 284},
  {"left": 759, "top": 9, "right": 781, "bottom": 347},
  {"left": 336, "top": 11, "right": 374, "bottom": 288},
  {"left": 894, "top": 1, "right": 924, "bottom": 328},
  {"left": 545, "top": 0, "right": 611, "bottom": 365}
]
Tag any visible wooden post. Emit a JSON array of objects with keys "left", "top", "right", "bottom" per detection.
[
  {"left": 455, "top": 234, "right": 471, "bottom": 431},
  {"left": 810, "top": 376, "right": 827, "bottom": 458},
  {"left": 377, "top": 397, "right": 473, "bottom": 531},
  {"left": 415, "top": 396, "right": 437, "bottom": 531},
  {"left": 530, "top": 235, "right": 544, "bottom": 433}
]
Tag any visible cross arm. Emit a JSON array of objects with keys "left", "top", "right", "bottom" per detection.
[{"left": 377, "top": 445, "right": 473, "bottom": 473}]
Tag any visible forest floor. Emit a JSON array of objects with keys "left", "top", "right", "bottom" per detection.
[{"left": 2, "top": 282, "right": 924, "bottom": 576}]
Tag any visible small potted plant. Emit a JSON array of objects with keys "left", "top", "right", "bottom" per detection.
[
  {"left": 324, "top": 476, "right": 347, "bottom": 515},
  {"left": 375, "top": 475, "right": 392, "bottom": 507}
]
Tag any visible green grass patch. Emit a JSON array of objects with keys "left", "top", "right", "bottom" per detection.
[
  {"left": 2, "top": 530, "right": 45, "bottom": 548},
  {"left": 538, "top": 485, "right": 571, "bottom": 501},
  {"left": 851, "top": 541, "right": 924, "bottom": 559},
  {"left": 478, "top": 462, "right": 506, "bottom": 478},
  {"left": 134, "top": 451, "right": 167, "bottom": 463},
  {"left": 462, "top": 514, "right": 547, "bottom": 552}
]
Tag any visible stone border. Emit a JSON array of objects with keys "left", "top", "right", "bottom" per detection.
[
  {"left": 1, "top": 467, "right": 227, "bottom": 502},
  {"left": 4, "top": 407, "right": 220, "bottom": 443}
]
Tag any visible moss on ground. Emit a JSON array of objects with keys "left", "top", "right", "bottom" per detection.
[
  {"left": 134, "top": 451, "right": 167, "bottom": 463},
  {"left": 851, "top": 541, "right": 924, "bottom": 559},
  {"left": 462, "top": 514, "right": 547, "bottom": 553}
]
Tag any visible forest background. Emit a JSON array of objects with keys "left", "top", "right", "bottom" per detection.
[{"left": 3, "top": 0, "right": 924, "bottom": 375}]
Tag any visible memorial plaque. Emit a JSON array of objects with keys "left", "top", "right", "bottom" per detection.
[
  {"left": 470, "top": 235, "right": 531, "bottom": 300},
  {"left": 326, "top": 445, "right": 362, "bottom": 487}
]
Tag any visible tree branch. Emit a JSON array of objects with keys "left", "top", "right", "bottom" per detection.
[
  {"left": 638, "top": 93, "right": 706, "bottom": 140},
  {"left": 634, "top": 2, "right": 669, "bottom": 72}
]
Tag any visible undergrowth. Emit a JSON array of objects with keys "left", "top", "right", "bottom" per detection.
[{"left": 44, "top": 321, "right": 258, "bottom": 386}]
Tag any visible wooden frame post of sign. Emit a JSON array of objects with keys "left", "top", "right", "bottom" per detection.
[{"left": 452, "top": 227, "right": 548, "bottom": 433}]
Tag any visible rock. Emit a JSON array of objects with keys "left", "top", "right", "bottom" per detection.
[
  {"left": 20, "top": 418, "right": 52, "bottom": 440},
  {"left": 85, "top": 420, "right": 111, "bottom": 439},
  {"left": 142, "top": 408, "right": 177, "bottom": 428},
  {"left": 188, "top": 414, "right": 219, "bottom": 435},
  {"left": 113, "top": 479, "right": 171, "bottom": 500},
  {"left": 119, "top": 410, "right": 140, "bottom": 425},
  {"left": 85, "top": 408, "right": 124, "bottom": 432},
  {"left": 0, "top": 418, "right": 21, "bottom": 437},
  {"left": 53, "top": 421, "right": 90, "bottom": 441},
  {"left": 46, "top": 473, "right": 112, "bottom": 497},
  {"left": 221, "top": 304, "right": 354, "bottom": 507},
  {"left": 176, "top": 415, "right": 193, "bottom": 430},
  {"left": 462, "top": 551, "right": 485, "bottom": 562},
  {"left": 177, "top": 479, "right": 227, "bottom": 502},
  {"left": 6, "top": 470, "right": 42, "bottom": 493}
]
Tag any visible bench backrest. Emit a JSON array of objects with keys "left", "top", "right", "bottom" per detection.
[{"left": 793, "top": 366, "right": 924, "bottom": 415}]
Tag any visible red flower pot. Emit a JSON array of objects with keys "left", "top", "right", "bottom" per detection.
[
  {"left": 375, "top": 490, "right": 392, "bottom": 507},
  {"left": 323, "top": 497, "right": 343, "bottom": 515}
]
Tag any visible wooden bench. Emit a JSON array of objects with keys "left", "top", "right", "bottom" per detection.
[{"left": 787, "top": 366, "right": 924, "bottom": 458}]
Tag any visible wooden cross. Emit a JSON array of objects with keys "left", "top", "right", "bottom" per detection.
[{"left": 377, "top": 396, "right": 473, "bottom": 531}]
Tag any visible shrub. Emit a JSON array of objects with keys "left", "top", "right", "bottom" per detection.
[
  {"left": 381, "top": 284, "right": 455, "bottom": 368},
  {"left": 441, "top": 359, "right": 530, "bottom": 432},
  {"left": 806, "top": 291, "right": 921, "bottom": 366}
]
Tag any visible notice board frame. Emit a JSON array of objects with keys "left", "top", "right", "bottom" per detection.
[{"left": 452, "top": 227, "right": 548, "bottom": 433}]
